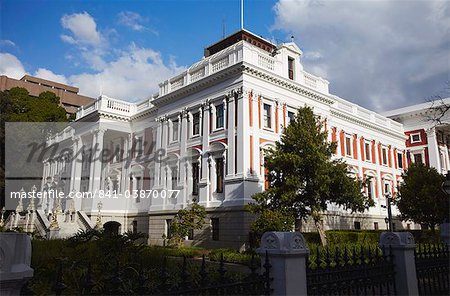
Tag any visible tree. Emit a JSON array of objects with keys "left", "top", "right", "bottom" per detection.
[
  {"left": 0, "top": 87, "right": 69, "bottom": 207},
  {"left": 395, "top": 163, "right": 449, "bottom": 230},
  {"left": 426, "top": 82, "right": 449, "bottom": 126},
  {"left": 247, "top": 107, "right": 373, "bottom": 246},
  {"left": 169, "top": 200, "right": 207, "bottom": 248}
]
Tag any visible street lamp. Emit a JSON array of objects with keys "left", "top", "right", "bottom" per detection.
[{"left": 384, "top": 192, "right": 393, "bottom": 232}]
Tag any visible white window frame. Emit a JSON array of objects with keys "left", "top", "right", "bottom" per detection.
[
  {"left": 381, "top": 146, "right": 388, "bottom": 166},
  {"left": 364, "top": 140, "right": 372, "bottom": 162},
  {"left": 170, "top": 119, "right": 179, "bottom": 143},
  {"left": 212, "top": 103, "right": 225, "bottom": 131},
  {"left": 191, "top": 111, "right": 201, "bottom": 138},
  {"left": 262, "top": 100, "right": 275, "bottom": 131},
  {"left": 345, "top": 134, "right": 353, "bottom": 157},
  {"left": 133, "top": 133, "right": 144, "bottom": 157},
  {"left": 287, "top": 110, "right": 295, "bottom": 125},
  {"left": 410, "top": 133, "right": 421, "bottom": 144},
  {"left": 397, "top": 151, "right": 404, "bottom": 169}
]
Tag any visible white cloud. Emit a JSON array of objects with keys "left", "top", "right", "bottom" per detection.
[
  {"left": 0, "top": 40, "right": 16, "bottom": 48},
  {"left": 118, "top": 11, "right": 145, "bottom": 31},
  {"left": 69, "top": 45, "right": 185, "bottom": 100},
  {"left": 34, "top": 68, "right": 69, "bottom": 85},
  {"left": 117, "top": 11, "right": 158, "bottom": 35},
  {"left": 272, "top": 0, "right": 450, "bottom": 111},
  {"left": 60, "top": 12, "right": 103, "bottom": 46},
  {"left": 0, "top": 53, "right": 26, "bottom": 79}
]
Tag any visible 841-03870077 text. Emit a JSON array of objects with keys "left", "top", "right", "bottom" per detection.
[{"left": 97, "top": 189, "right": 180, "bottom": 199}]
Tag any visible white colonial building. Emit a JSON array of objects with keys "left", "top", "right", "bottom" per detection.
[{"left": 12, "top": 30, "right": 448, "bottom": 248}]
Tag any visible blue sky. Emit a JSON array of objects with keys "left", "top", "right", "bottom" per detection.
[{"left": 1, "top": 0, "right": 449, "bottom": 111}]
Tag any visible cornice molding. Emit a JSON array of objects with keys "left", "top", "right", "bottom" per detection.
[
  {"left": 331, "top": 109, "right": 407, "bottom": 141},
  {"left": 241, "top": 64, "right": 335, "bottom": 106}
]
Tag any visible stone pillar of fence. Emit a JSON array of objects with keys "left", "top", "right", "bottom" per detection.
[
  {"left": 379, "top": 232, "right": 419, "bottom": 296},
  {"left": 0, "top": 232, "right": 34, "bottom": 295},
  {"left": 257, "top": 231, "right": 309, "bottom": 296}
]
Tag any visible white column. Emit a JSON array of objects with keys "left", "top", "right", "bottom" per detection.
[
  {"left": 199, "top": 101, "right": 210, "bottom": 206},
  {"left": 161, "top": 117, "right": 169, "bottom": 186},
  {"left": 277, "top": 100, "right": 283, "bottom": 133},
  {"left": 427, "top": 128, "right": 441, "bottom": 171},
  {"left": 236, "top": 91, "right": 250, "bottom": 176},
  {"left": 90, "top": 129, "right": 105, "bottom": 192},
  {"left": 375, "top": 142, "right": 382, "bottom": 200},
  {"left": 222, "top": 97, "right": 227, "bottom": 130},
  {"left": 336, "top": 129, "right": 343, "bottom": 157},
  {"left": 227, "top": 94, "right": 235, "bottom": 176},
  {"left": 357, "top": 136, "right": 363, "bottom": 177},
  {"left": 180, "top": 110, "right": 188, "bottom": 205},
  {"left": 69, "top": 137, "right": 79, "bottom": 191},
  {"left": 252, "top": 96, "right": 260, "bottom": 177},
  {"left": 154, "top": 119, "right": 163, "bottom": 187}
]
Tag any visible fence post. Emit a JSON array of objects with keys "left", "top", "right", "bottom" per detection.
[
  {"left": 0, "top": 233, "right": 34, "bottom": 295},
  {"left": 257, "top": 231, "right": 309, "bottom": 296},
  {"left": 379, "top": 232, "right": 418, "bottom": 295}
]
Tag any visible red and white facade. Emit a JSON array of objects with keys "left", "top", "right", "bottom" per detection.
[
  {"left": 383, "top": 99, "right": 450, "bottom": 175},
  {"left": 39, "top": 30, "right": 443, "bottom": 247}
]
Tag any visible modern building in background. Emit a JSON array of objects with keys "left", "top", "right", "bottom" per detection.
[
  {"left": 0, "top": 75, "right": 94, "bottom": 115},
  {"left": 8, "top": 30, "right": 448, "bottom": 248}
]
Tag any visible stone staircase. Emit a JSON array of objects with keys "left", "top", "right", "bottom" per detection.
[{"left": 4, "top": 209, "right": 93, "bottom": 239}]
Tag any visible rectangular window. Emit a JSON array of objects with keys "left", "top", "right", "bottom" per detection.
[
  {"left": 165, "top": 219, "right": 172, "bottom": 239},
  {"left": 345, "top": 136, "right": 352, "bottom": 156},
  {"left": 263, "top": 103, "right": 272, "bottom": 129},
  {"left": 382, "top": 147, "right": 388, "bottom": 165},
  {"left": 407, "top": 223, "right": 411, "bottom": 230},
  {"left": 132, "top": 221, "right": 138, "bottom": 234},
  {"left": 216, "top": 104, "right": 224, "bottom": 129},
  {"left": 115, "top": 144, "right": 122, "bottom": 162},
  {"left": 384, "top": 182, "right": 391, "bottom": 195},
  {"left": 192, "top": 112, "right": 200, "bottom": 136},
  {"left": 171, "top": 166, "right": 178, "bottom": 189},
  {"left": 354, "top": 221, "right": 361, "bottom": 230},
  {"left": 192, "top": 162, "right": 199, "bottom": 196},
  {"left": 414, "top": 153, "right": 423, "bottom": 164},
  {"left": 288, "top": 57, "right": 294, "bottom": 80},
  {"left": 211, "top": 218, "right": 219, "bottom": 241},
  {"left": 365, "top": 142, "right": 371, "bottom": 161},
  {"left": 216, "top": 158, "right": 224, "bottom": 193},
  {"left": 287, "top": 111, "right": 295, "bottom": 124},
  {"left": 397, "top": 152, "right": 403, "bottom": 169},
  {"left": 135, "top": 176, "right": 141, "bottom": 202},
  {"left": 410, "top": 133, "right": 421, "bottom": 143},
  {"left": 367, "top": 178, "right": 374, "bottom": 199},
  {"left": 374, "top": 222, "right": 379, "bottom": 230},
  {"left": 134, "top": 137, "right": 143, "bottom": 156},
  {"left": 172, "top": 120, "right": 179, "bottom": 141}
]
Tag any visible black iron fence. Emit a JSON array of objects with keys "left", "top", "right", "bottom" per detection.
[
  {"left": 415, "top": 243, "right": 449, "bottom": 296},
  {"left": 47, "top": 252, "right": 272, "bottom": 295},
  {"left": 306, "top": 245, "right": 396, "bottom": 295}
]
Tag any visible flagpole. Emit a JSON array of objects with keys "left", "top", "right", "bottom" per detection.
[{"left": 240, "top": 0, "right": 244, "bottom": 29}]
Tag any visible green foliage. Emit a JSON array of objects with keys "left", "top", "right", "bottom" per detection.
[
  {"left": 169, "top": 201, "right": 207, "bottom": 247},
  {"left": 396, "top": 163, "right": 449, "bottom": 230},
  {"left": 247, "top": 107, "right": 373, "bottom": 238},
  {"left": 208, "top": 248, "right": 253, "bottom": 265},
  {"left": 1, "top": 87, "right": 69, "bottom": 204}
]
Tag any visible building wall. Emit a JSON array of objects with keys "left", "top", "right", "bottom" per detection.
[
  {"left": 0, "top": 75, "right": 93, "bottom": 114},
  {"left": 40, "top": 31, "right": 431, "bottom": 246}
]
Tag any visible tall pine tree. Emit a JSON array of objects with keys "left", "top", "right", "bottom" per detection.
[{"left": 247, "top": 106, "right": 373, "bottom": 245}]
